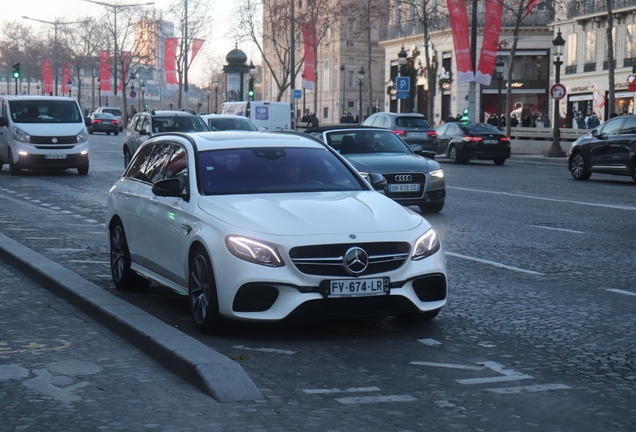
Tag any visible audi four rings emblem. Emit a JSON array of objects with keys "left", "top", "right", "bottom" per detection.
[
  {"left": 394, "top": 174, "right": 412, "bottom": 182},
  {"left": 343, "top": 247, "right": 369, "bottom": 274}
]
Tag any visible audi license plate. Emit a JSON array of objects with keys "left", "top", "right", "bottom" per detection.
[
  {"left": 389, "top": 183, "right": 420, "bottom": 192},
  {"left": 484, "top": 140, "right": 498, "bottom": 144},
  {"left": 328, "top": 277, "right": 389, "bottom": 298},
  {"left": 44, "top": 154, "right": 67, "bottom": 159},
  {"left": 408, "top": 132, "right": 424, "bottom": 137}
]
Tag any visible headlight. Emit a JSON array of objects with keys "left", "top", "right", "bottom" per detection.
[
  {"left": 411, "top": 228, "right": 440, "bottom": 261},
  {"left": 225, "top": 236, "right": 284, "bottom": 267},
  {"left": 429, "top": 169, "right": 444, "bottom": 178},
  {"left": 76, "top": 128, "right": 88, "bottom": 142},
  {"left": 12, "top": 127, "right": 30, "bottom": 143}
]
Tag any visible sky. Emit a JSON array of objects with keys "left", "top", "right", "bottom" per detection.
[{"left": 4, "top": 0, "right": 256, "bottom": 86}]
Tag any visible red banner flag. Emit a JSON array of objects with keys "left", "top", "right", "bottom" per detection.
[
  {"left": 302, "top": 24, "right": 315, "bottom": 90},
  {"left": 119, "top": 51, "right": 132, "bottom": 92},
  {"left": 165, "top": 38, "right": 179, "bottom": 90},
  {"left": 525, "top": 0, "right": 541, "bottom": 14},
  {"left": 100, "top": 50, "right": 111, "bottom": 96},
  {"left": 42, "top": 60, "right": 53, "bottom": 95},
  {"left": 61, "top": 63, "right": 71, "bottom": 95},
  {"left": 446, "top": 0, "right": 474, "bottom": 83},
  {"left": 189, "top": 39, "right": 205, "bottom": 67},
  {"left": 475, "top": 0, "right": 504, "bottom": 85}
]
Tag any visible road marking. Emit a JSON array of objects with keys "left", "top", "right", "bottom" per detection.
[
  {"left": 417, "top": 338, "right": 442, "bottom": 347},
  {"left": 446, "top": 252, "right": 544, "bottom": 276},
  {"left": 409, "top": 361, "right": 484, "bottom": 371},
  {"left": 486, "top": 383, "right": 571, "bottom": 394},
  {"left": 68, "top": 260, "right": 109, "bottom": 264},
  {"left": 457, "top": 374, "right": 533, "bottom": 385},
  {"left": 232, "top": 345, "right": 297, "bottom": 355},
  {"left": 24, "top": 237, "right": 60, "bottom": 240},
  {"left": 335, "top": 395, "right": 417, "bottom": 404},
  {"left": 449, "top": 186, "right": 636, "bottom": 211},
  {"left": 302, "top": 387, "right": 380, "bottom": 394},
  {"left": 46, "top": 248, "right": 85, "bottom": 252},
  {"left": 531, "top": 225, "right": 584, "bottom": 234},
  {"left": 607, "top": 288, "right": 636, "bottom": 297}
]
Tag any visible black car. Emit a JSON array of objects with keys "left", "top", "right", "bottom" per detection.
[
  {"left": 362, "top": 112, "right": 438, "bottom": 158},
  {"left": 88, "top": 112, "right": 120, "bottom": 135},
  {"left": 304, "top": 125, "right": 445, "bottom": 213},
  {"left": 568, "top": 115, "right": 636, "bottom": 182},
  {"left": 435, "top": 122, "right": 511, "bottom": 165}
]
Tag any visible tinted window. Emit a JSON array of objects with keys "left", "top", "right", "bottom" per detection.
[
  {"left": 124, "top": 145, "right": 154, "bottom": 179},
  {"left": 395, "top": 117, "right": 430, "bottom": 128},
  {"left": 208, "top": 117, "right": 258, "bottom": 131},
  {"left": 102, "top": 108, "right": 122, "bottom": 117},
  {"left": 362, "top": 116, "right": 378, "bottom": 126},
  {"left": 139, "top": 144, "right": 174, "bottom": 184},
  {"left": 9, "top": 100, "right": 82, "bottom": 123},
  {"left": 164, "top": 145, "right": 189, "bottom": 194},
  {"left": 464, "top": 124, "right": 501, "bottom": 134},
  {"left": 198, "top": 147, "right": 363, "bottom": 195},
  {"left": 94, "top": 113, "right": 116, "bottom": 119},
  {"left": 619, "top": 117, "right": 636, "bottom": 135},
  {"left": 325, "top": 130, "right": 411, "bottom": 154},
  {"left": 152, "top": 115, "right": 209, "bottom": 133},
  {"left": 379, "top": 117, "right": 391, "bottom": 127},
  {"left": 599, "top": 119, "right": 623, "bottom": 136},
  {"left": 436, "top": 124, "right": 448, "bottom": 135}
]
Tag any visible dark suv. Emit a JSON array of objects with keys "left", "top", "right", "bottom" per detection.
[
  {"left": 568, "top": 115, "right": 636, "bottom": 183},
  {"left": 122, "top": 110, "right": 209, "bottom": 167},
  {"left": 362, "top": 112, "right": 438, "bottom": 158}
]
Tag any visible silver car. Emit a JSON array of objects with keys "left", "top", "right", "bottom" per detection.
[{"left": 362, "top": 112, "right": 439, "bottom": 158}]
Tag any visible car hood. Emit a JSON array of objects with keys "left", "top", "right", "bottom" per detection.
[
  {"left": 344, "top": 153, "right": 440, "bottom": 173},
  {"left": 198, "top": 191, "right": 425, "bottom": 236},
  {"left": 13, "top": 122, "right": 85, "bottom": 136}
]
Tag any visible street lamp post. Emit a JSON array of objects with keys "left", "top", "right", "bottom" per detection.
[
  {"left": 213, "top": 80, "right": 219, "bottom": 113},
  {"left": 207, "top": 90, "right": 210, "bottom": 114},
  {"left": 97, "top": 77, "right": 102, "bottom": 106},
  {"left": 68, "top": 78, "right": 73, "bottom": 98},
  {"left": 496, "top": 58, "right": 505, "bottom": 130},
  {"left": 340, "top": 63, "right": 345, "bottom": 117},
  {"left": 141, "top": 82, "right": 146, "bottom": 110},
  {"left": 397, "top": 46, "right": 408, "bottom": 114},
  {"left": 358, "top": 66, "right": 365, "bottom": 123},
  {"left": 548, "top": 30, "right": 566, "bottom": 157}
]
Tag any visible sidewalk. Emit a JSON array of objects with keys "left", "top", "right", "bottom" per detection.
[{"left": 509, "top": 153, "right": 568, "bottom": 165}]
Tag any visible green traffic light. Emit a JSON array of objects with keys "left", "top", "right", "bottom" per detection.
[{"left": 13, "top": 72, "right": 19, "bottom": 79}]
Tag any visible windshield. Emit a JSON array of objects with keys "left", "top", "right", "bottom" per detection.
[
  {"left": 152, "top": 115, "right": 210, "bottom": 133},
  {"left": 208, "top": 117, "right": 259, "bottom": 131},
  {"left": 198, "top": 147, "right": 364, "bottom": 195},
  {"left": 101, "top": 108, "right": 121, "bottom": 117},
  {"left": 9, "top": 100, "right": 82, "bottom": 124},
  {"left": 325, "top": 130, "right": 411, "bottom": 155},
  {"left": 395, "top": 117, "right": 430, "bottom": 128},
  {"left": 464, "top": 124, "right": 502, "bottom": 134}
]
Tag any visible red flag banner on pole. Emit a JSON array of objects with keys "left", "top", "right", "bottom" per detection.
[
  {"left": 302, "top": 24, "right": 315, "bottom": 90},
  {"left": 446, "top": 0, "right": 474, "bottom": 83},
  {"left": 475, "top": 0, "right": 504, "bottom": 85},
  {"left": 62, "top": 63, "right": 71, "bottom": 95},
  {"left": 525, "top": 0, "right": 541, "bottom": 14},
  {"left": 165, "top": 38, "right": 179, "bottom": 90},
  {"left": 119, "top": 51, "right": 132, "bottom": 92},
  {"left": 99, "top": 50, "right": 111, "bottom": 96},
  {"left": 189, "top": 39, "right": 205, "bottom": 67},
  {"left": 42, "top": 61, "right": 53, "bottom": 95}
]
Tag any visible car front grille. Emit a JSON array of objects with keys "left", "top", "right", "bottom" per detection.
[
  {"left": 289, "top": 242, "right": 410, "bottom": 277},
  {"left": 384, "top": 172, "right": 427, "bottom": 199}
]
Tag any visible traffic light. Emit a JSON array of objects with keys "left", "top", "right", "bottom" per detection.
[
  {"left": 12, "top": 62, "right": 20, "bottom": 79},
  {"left": 144, "top": 103, "right": 148, "bottom": 109},
  {"left": 248, "top": 77, "right": 254, "bottom": 100}
]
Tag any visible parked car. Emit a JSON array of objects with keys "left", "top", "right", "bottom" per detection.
[
  {"left": 93, "top": 106, "right": 123, "bottom": 131},
  {"left": 568, "top": 115, "right": 636, "bottom": 182},
  {"left": 106, "top": 131, "right": 447, "bottom": 333},
  {"left": 200, "top": 114, "right": 259, "bottom": 131},
  {"left": 122, "top": 109, "right": 209, "bottom": 167},
  {"left": 87, "top": 112, "right": 120, "bottom": 135},
  {"left": 304, "top": 125, "right": 445, "bottom": 213},
  {"left": 362, "top": 112, "right": 438, "bottom": 158},
  {"left": 435, "top": 122, "right": 511, "bottom": 165}
]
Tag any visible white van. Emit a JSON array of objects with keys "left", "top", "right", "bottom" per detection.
[
  {"left": 0, "top": 96, "right": 91, "bottom": 175},
  {"left": 218, "top": 101, "right": 293, "bottom": 131}
]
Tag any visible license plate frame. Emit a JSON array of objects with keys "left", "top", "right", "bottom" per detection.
[
  {"left": 324, "top": 277, "right": 390, "bottom": 298},
  {"left": 484, "top": 140, "right": 498, "bottom": 144},
  {"left": 389, "top": 183, "right": 420, "bottom": 192},
  {"left": 44, "top": 154, "right": 67, "bottom": 160}
]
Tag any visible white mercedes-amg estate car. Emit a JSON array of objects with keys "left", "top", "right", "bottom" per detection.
[{"left": 106, "top": 131, "right": 447, "bottom": 333}]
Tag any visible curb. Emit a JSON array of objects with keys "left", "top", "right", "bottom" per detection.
[{"left": 0, "top": 232, "right": 263, "bottom": 403}]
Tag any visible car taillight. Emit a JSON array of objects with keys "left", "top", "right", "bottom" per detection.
[
  {"left": 92, "top": 119, "right": 102, "bottom": 124},
  {"left": 427, "top": 131, "right": 438, "bottom": 137},
  {"left": 462, "top": 136, "right": 483, "bottom": 143},
  {"left": 112, "top": 119, "right": 120, "bottom": 125},
  {"left": 500, "top": 136, "right": 510, "bottom": 142},
  {"left": 392, "top": 129, "right": 406, "bottom": 136}
]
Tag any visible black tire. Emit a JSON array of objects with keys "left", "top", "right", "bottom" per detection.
[
  {"left": 109, "top": 222, "right": 148, "bottom": 290},
  {"left": 569, "top": 152, "right": 591, "bottom": 180},
  {"left": 88, "top": 129, "right": 93, "bottom": 134},
  {"left": 8, "top": 150, "right": 21, "bottom": 175},
  {"left": 123, "top": 147, "right": 132, "bottom": 167},
  {"left": 493, "top": 158, "right": 506, "bottom": 166},
  {"left": 107, "top": 132, "right": 111, "bottom": 135},
  {"left": 115, "top": 131, "right": 119, "bottom": 136},
  {"left": 631, "top": 160, "right": 636, "bottom": 183},
  {"left": 419, "top": 201, "right": 444, "bottom": 213},
  {"left": 189, "top": 246, "right": 223, "bottom": 334},
  {"left": 448, "top": 145, "right": 460, "bottom": 164},
  {"left": 77, "top": 163, "right": 89, "bottom": 175}
]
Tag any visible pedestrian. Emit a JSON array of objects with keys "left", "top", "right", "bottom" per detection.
[
  {"left": 576, "top": 112, "right": 586, "bottom": 129},
  {"left": 543, "top": 113, "right": 551, "bottom": 128},
  {"left": 510, "top": 114, "right": 519, "bottom": 127},
  {"left": 535, "top": 114, "right": 544, "bottom": 128},
  {"left": 587, "top": 112, "right": 600, "bottom": 129},
  {"left": 610, "top": 112, "right": 619, "bottom": 118},
  {"left": 500, "top": 114, "right": 506, "bottom": 128},
  {"left": 309, "top": 113, "right": 319, "bottom": 127},
  {"left": 522, "top": 115, "right": 531, "bottom": 127},
  {"left": 572, "top": 112, "right": 579, "bottom": 128}
]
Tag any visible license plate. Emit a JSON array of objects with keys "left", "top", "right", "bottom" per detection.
[
  {"left": 408, "top": 132, "right": 424, "bottom": 137},
  {"left": 328, "top": 277, "right": 389, "bottom": 298},
  {"left": 103, "top": 121, "right": 111, "bottom": 124},
  {"left": 44, "top": 154, "right": 67, "bottom": 159},
  {"left": 389, "top": 183, "right": 420, "bottom": 192},
  {"left": 484, "top": 140, "right": 498, "bottom": 144}
]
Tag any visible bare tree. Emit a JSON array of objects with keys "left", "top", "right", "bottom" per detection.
[
  {"left": 0, "top": 21, "right": 44, "bottom": 95},
  {"left": 232, "top": 0, "right": 304, "bottom": 102}
]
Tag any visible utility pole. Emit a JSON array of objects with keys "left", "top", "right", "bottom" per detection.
[
  {"left": 468, "top": 0, "right": 478, "bottom": 123},
  {"left": 290, "top": 0, "right": 296, "bottom": 127},
  {"left": 183, "top": 0, "right": 189, "bottom": 109}
]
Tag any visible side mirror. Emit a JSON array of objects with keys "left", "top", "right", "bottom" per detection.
[
  {"left": 409, "top": 144, "right": 424, "bottom": 154},
  {"left": 366, "top": 172, "right": 387, "bottom": 191},
  {"left": 84, "top": 118, "right": 92, "bottom": 127},
  {"left": 152, "top": 178, "right": 189, "bottom": 201},
  {"left": 139, "top": 129, "right": 148, "bottom": 136},
  {"left": 0, "top": 117, "right": 7, "bottom": 127},
  {"left": 591, "top": 129, "right": 599, "bottom": 137}
]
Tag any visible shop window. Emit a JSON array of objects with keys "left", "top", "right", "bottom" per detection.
[
  {"left": 626, "top": 24, "right": 636, "bottom": 64},
  {"left": 566, "top": 33, "right": 577, "bottom": 68}
]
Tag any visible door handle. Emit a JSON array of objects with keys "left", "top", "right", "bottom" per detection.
[
  {"left": 149, "top": 197, "right": 158, "bottom": 205},
  {"left": 123, "top": 190, "right": 132, "bottom": 198}
]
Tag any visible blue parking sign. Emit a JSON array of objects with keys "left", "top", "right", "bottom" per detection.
[
  {"left": 396, "top": 76, "right": 410, "bottom": 99},
  {"left": 294, "top": 89, "right": 302, "bottom": 99}
]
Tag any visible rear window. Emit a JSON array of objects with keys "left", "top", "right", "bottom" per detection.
[
  {"left": 151, "top": 115, "right": 210, "bottom": 133},
  {"left": 208, "top": 117, "right": 258, "bottom": 131},
  {"left": 9, "top": 100, "right": 82, "bottom": 123},
  {"left": 465, "top": 124, "right": 501, "bottom": 134},
  {"left": 102, "top": 108, "right": 122, "bottom": 117},
  {"left": 395, "top": 117, "right": 430, "bottom": 128}
]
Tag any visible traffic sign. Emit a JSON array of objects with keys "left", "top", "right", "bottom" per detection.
[
  {"left": 294, "top": 89, "right": 302, "bottom": 99},
  {"left": 130, "top": 90, "right": 137, "bottom": 98},
  {"left": 396, "top": 77, "right": 410, "bottom": 99},
  {"left": 550, "top": 83, "right": 566, "bottom": 100}
]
